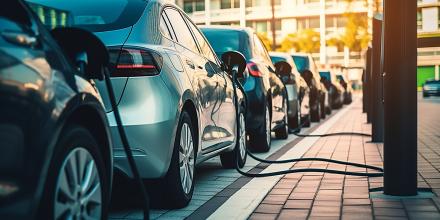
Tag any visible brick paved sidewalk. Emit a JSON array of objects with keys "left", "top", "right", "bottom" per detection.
[{"left": 250, "top": 100, "right": 440, "bottom": 220}]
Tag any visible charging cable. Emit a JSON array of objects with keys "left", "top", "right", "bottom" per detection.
[
  {"left": 103, "top": 69, "right": 150, "bottom": 220},
  {"left": 228, "top": 66, "right": 383, "bottom": 178}
]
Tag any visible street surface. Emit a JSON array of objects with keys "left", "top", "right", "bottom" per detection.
[{"left": 110, "top": 93, "right": 440, "bottom": 220}]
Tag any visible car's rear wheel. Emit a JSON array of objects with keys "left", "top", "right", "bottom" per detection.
[
  {"left": 310, "top": 98, "right": 320, "bottom": 122},
  {"left": 275, "top": 97, "right": 288, "bottom": 139},
  {"left": 288, "top": 99, "right": 301, "bottom": 132},
  {"left": 151, "top": 111, "right": 195, "bottom": 208},
  {"left": 221, "top": 107, "right": 247, "bottom": 168},
  {"left": 249, "top": 104, "right": 271, "bottom": 152},
  {"left": 41, "top": 124, "right": 108, "bottom": 220},
  {"left": 301, "top": 114, "right": 311, "bottom": 128}
]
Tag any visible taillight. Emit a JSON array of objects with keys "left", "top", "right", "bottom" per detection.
[
  {"left": 247, "top": 62, "right": 263, "bottom": 77},
  {"left": 108, "top": 47, "right": 163, "bottom": 77}
]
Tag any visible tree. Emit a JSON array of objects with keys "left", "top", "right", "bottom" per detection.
[
  {"left": 256, "top": 32, "right": 272, "bottom": 51},
  {"left": 279, "top": 29, "right": 320, "bottom": 53}
]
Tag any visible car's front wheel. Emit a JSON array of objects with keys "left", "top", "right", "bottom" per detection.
[
  {"left": 221, "top": 107, "right": 247, "bottom": 168},
  {"left": 41, "top": 124, "right": 108, "bottom": 220}
]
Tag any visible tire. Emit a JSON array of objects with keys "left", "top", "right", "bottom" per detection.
[
  {"left": 288, "top": 99, "right": 301, "bottom": 132},
  {"left": 301, "top": 114, "right": 311, "bottom": 128},
  {"left": 221, "top": 107, "right": 247, "bottom": 169},
  {"left": 274, "top": 97, "right": 288, "bottom": 139},
  {"left": 40, "top": 124, "right": 109, "bottom": 220},
  {"left": 320, "top": 100, "right": 326, "bottom": 119},
  {"left": 310, "top": 98, "right": 320, "bottom": 122},
  {"left": 151, "top": 111, "right": 196, "bottom": 208},
  {"left": 249, "top": 104, "right": 271, "bottom": 152},
  {"left": 423, "top": 93, "right": 428, "bottom": 98}
]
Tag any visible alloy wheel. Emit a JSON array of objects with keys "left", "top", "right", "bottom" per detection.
[
  {"left": 238, "top": 112, "right": 246, "bottom": 160},
  {"left": 179, "top": 123, "right": 195, "bottom": 195},
  {"left": 265, "top": 105, "right": 271, "bottom": 146},
  {"left": 54, "top": 147, "right": 102, "bottom": 220}
]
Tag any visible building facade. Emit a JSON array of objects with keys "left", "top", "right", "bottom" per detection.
[
  {"left": 174, "top": 0, "right": 373, "bottom": 67},
  {"left": 417, "top": 0, "right": 440, "bottom": 83}
]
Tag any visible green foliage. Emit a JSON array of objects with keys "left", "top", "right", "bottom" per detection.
[
  {"left": 279, "top": 29, "right": 320, "bottom": 53},
  {"left": 256, "top": 32, "right": 272, "bottom": 51}
]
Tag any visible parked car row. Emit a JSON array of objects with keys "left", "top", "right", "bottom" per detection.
[{"left": 0, "top": 0, "right": 352, "bottom": 219}]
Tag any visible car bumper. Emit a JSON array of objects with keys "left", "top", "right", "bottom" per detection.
[
  {"left": 107, "top": 76, "right": 179, "bottom": 179},
  {"left": 423, "top": 90, "right": 440, "bottom": 96}
]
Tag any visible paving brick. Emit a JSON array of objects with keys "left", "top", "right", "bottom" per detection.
[
  {"left": 254, "top": 204, "right": 283, "bottom": 214},
  {"left": 407, "top": 211, "right": 440, "bottom": 220},
  {"left": 283, "top": 199, "right": 313, "bottom": 209},
  {"left": 277, "top": 209, "right": 309, "bottom": 220},
  {"left": 310, "top": 206, "right": 340, "bottom": 217},
  {"left": 343, "top": 198, "right": 371, "bottom": 205},
  {"left": 248, "top": 213, "right": 277, "bottom": 220},
  {"left": 261, "top": 194, "right": 289, "bottom": 205},
  {"left": 374, "top": 208, "right": 407, "bottom": 217}
]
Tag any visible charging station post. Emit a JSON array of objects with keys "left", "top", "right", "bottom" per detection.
[
  {"left": 371, "top": 15, "right": 384, "bottom": 143},
  {"left": 383, "top": 0, "right": 418, "bottom": 196},
  {"left": 365, "top": 47, "right": 372, "bottom": 123}
]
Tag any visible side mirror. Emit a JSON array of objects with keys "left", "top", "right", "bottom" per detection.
[
  {"left": 221, "top": 51, "right": 246, "bottom": 80},
  {"left": 274, "top": 61, "right": 292, "bottom": 84},
  {"left": 50, "top": 27, "right": 109, "bottom": 80}
]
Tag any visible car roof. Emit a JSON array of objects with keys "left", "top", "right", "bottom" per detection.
[{"left": 199, "top": 25, "right": 254, "bottom": 35}]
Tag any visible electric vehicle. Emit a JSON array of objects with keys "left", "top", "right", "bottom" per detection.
[
  {"left": 336, "top": 73, "right": 353, "bottom": 104},
  {"left": 202, "top": 26, "right": 289, "bottom": 152},
  {"left": 291, "top": 53, "right": 323, "bottom": 122},
  {"left": 319, "top": 70, "right": 344, "bottom": 109},
  {"left": 26, "top": 0, "right": 248, "bottom": 207},
  {"left": 269, "top": 52, "right": 311, "bottom": 129},
  {"left": 423, "top": 79, "right": 440, "bottom": 97},
  {"left": 0, "top": 1, "right": 113, "bottom": 219}
]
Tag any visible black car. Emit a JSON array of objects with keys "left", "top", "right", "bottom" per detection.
[
  {"left": 336, "top": 74, "right": 353, "bottom": 104},
  {"left": 319, "top": 70, "right": 344, "bottom": 109},
  {"left": 423, "top": 79, "right": 440, "bottom": 97},
  {"left": 291, "top": 53, "right": 323, "bottom": 122},
  {"left": 269, "top": 52, "right": 311, "bottom": 129},
  {"left": 202, "top": 26, "right": 289, "bottom": 152},
  {"left": 0, "top": 1, "right": 113, "bottom": 219}
]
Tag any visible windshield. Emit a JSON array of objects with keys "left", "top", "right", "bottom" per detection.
[
  {"left": 201, "top": 29, "right": 251, "bottom": 59},
  {"left": 26, "top": 0, "right": 147, "bottom": 31},
  {"left": 270, "top": 56, "right": 287, "bottom": 64},
  {"left": 292, "top": 55, "right": 310, "bottom": 73},
  {"left": 426, "top": 80, "right": 440, "bottom": 85},
  {"left": 319, "top": 72, "right": 331, "bottom": 81}
]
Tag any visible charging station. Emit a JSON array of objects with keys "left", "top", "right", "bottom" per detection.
[
  {"left": 383, "top": 0, "right": 418, "bottom": 196},
  {"left": 371, "top": 15, "right": 384, "bottom": 143}
]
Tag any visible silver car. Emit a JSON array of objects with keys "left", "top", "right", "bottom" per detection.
[{"left": 29, "top": 0, "right": 247, "bottom": 207}]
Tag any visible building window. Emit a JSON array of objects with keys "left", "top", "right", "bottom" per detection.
[
  {"left": 336, "top": 16, "right": 347, "bottom": 28},
  {"left": 221, "top": 0, "right": 240, "bottom": 9},
  {"left": 309, "top": 17, "right": 320, "bottom": 29},
  {"left": 305, "top": 0, "right": 320, "bottom": 3},
  {"left": 183, "top": 0, "right": 205, "bottom": 13}
]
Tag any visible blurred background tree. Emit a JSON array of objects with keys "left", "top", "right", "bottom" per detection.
[
  {"left": 341, "top": 11, "right": 370, "bottom": 52},
  {"left": 256, "top": 32, "right": 272, "bottom": 51},
  {"left": 279, "top": 29, "right": 320, "bottom": 53}
]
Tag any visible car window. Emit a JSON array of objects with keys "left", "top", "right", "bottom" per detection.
[
  {"left": 185, "top": 19, "right": 218, "bottom": 64},
  {"left": 164, "top": 8, "right": 199, "bottom": 53},
  {"left": 201, "top": 29, "right": 251, "bottom": 60},
  {"left": 254, "top": 34, "right": 272, "bottom": 65},
  {"left": 292, "top": 55, "right": 309, "bottom": 73},
  {"left": 270, "top": 56, "right": 286, "bottom": 64},
  {"left": 25, "top": 0, "right": 147, "bottom": 32}
]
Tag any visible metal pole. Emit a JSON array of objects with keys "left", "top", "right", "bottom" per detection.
[
  {"left": 371, "top": 15, "right": 384, "bottom": 142},
  {"left": 365, "top": 47, "right": 372, "bottom": 123},
  {"left": 383, "top": 0, "right": 418, "bottom": 196},
  {"left": 270, "top": 0, "right": 276, "bottom": 51}
]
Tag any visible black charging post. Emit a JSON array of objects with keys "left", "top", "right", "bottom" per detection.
[
  {"left": 365, "top": 47, "right": 372, "bottom": 123},
  {"left": 371, "top": 15, "right": 384, "bottom": 142},
  {"left": 383, "top": 0, "right": 418, "bottom": 196}
]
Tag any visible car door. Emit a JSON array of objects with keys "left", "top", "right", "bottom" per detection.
[
  {"left": 164, "top": 8, "right": 220, "bottom": 150},
  {"left": 253, "top": 35, "right": 285, "bottom": 126},
  {"left": 185, "top": 18, "right": 236, "bottom": 148}
]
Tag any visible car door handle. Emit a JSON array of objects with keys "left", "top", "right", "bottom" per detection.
[
  {"left": 186, "top": 59, "right": 195, "bottom": 69},
  {"left": 197, "top": 65, "right": 203, "bottom": 70},
  {"left": 1, "top": 30, "right": 37, "bottom": 47}
]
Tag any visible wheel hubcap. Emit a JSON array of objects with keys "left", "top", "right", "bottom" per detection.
[
  {"left": 265, "top": 106, "right": 271, "bottom": 145},
  {"left": 179, "top": 123, "right": 195, "bottom": 194},
  {"left": 238, "top": 113, "right": 246, "bottom": 160},
  {"left": 54, "top": 147, "right": 102, "bottom": 220}
]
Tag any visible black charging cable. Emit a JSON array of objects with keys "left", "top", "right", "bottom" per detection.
[
  {"left": 229, "top": 67, "right": 383, "bottom": 178},
  {"left": 103, "top": 69, "right": 150, "bottom": 220}
]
